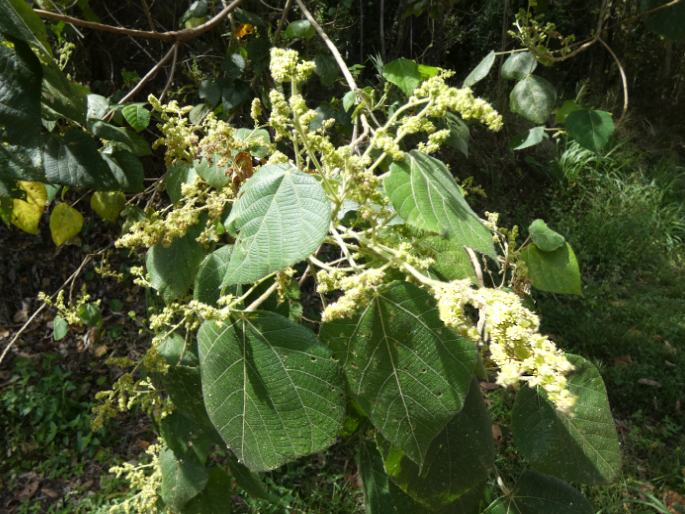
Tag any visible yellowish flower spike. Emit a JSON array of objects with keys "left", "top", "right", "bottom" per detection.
[{"left": 432, "top": 280, "right": 576, "bottom": 413}]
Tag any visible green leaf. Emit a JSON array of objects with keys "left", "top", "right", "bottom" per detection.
[
  {"left": 100, "top": 150, "right": 144, "bottom": 192},
  {"left": 78, "top": 302, "right": 102, "bottom": 327},
  {"left": 86, "top": 94, "right": 110, "bottom": 121},
  {"left": 121, "top": 103, "right": 151, "bottom": 132},
  {"left": 512, "top": 354, "right": 621, "bottom": 485},
  {"left": 91, "top": 121, "right": 151, "bottom": 157},
  {"left": 181, "top": 467, "right": 233, "bottom": 514},
  {"left": 147, "top": 222, "right": 206, "bottom": 302},
  {"left": 284, "top": 19, "right": 315, "bottom": 40},
  {"left": 160, "top": 447, "right": 208, "bottom": 511},
  {"left": 342, "top": 90, "right": 357, "bottom": 112},
  {"left": 463, "top": 51, "right": 496, "bottom": 88},
  {"left": 384, "top": 151, "right": 495, "bottom": 257},
  {"left": 49, "top": 203, "right": 84, "bottom": 246},
  {"left": 444, "top": 113, "right": 470, "bottom": 157},
  {"left": 642, "top": 0, "right": 685, "bottom": 40},
  {"left": 194, "top": 159, "right": 230, "bottom": 189},
  {"left": 485, "top": 471, "right": 593, "bottom": 514},
  {"left": 383, "top": 58, "right": 438, "bottom": 96},
  {"left": 223, "top": 163, "right": 330, "bottom": 286},
  {"left": 90, "top": 191, "right": 126, "bottom": 223},
  {"left": 53, "top": 316, "right": 68, "bottom": 341},
  {"left": 357, "top": 440, "right": 424, "bottom": 514},
  {"left": 197, "top": 312, "right": 345, "bottom": 472},
  {"left": 511, "top": 126, "right": 547, "bottom": 151},
  {"left": 0, "top": 0, "right": 53, "bottom": 56},
  {"left": 380, "top": 380, "right": 494, "bottom": 508},
  {"left": 165, "top": 162, "right": 199, "bottom": 203},
  {"left": 320, "top": 281, "right": 477, "bottom": 467},
  {"left": 43, "top": 130, "right": 142, "bottom": 191},
  {"left": 565, "top": 110, "right": 615, "bottom": 153},
  {"left": 510, "top": 75, "right": 557, "bottom": 124},
  {"left": 555, "top": 100, "right": 582, "bottom": 124},
  {"left": 500, "top": 51, "right": 537, "bottom": 81},
  {"left": 314, "top": 53, "right": 339, "bottom": 87},
  {"left": 226, "top": 454, "right": 280, "bottom": 502},
  {"left": 194, "top": 245, "right": 233, "bottom": 306},
  {"left": 42, "top": 61, "right": 89, "bottom": 125},
  {"left": 221, "top": 80, "right": 251, "bottom": 112},
  {"left": 521, "top": 242, "right": 582, "bottom": 295},
  {"left": 160, "top": 411, "right": 217, "bottom": 465},
  {"left": 415, "top": 235, "right": 477, "bottom": 283},
  {"left": 234, "top": 128, "right": 272, "bottom": 159},
  {"left": 528, "top": 219, "right": 565, "bottom": 252},
  {"left": 0, "top": 42, "right": 42, "bottom": 147}
]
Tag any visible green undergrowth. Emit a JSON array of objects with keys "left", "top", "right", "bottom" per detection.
[{"left": 530, "top": 142, "right": 685, "bottom": 511}]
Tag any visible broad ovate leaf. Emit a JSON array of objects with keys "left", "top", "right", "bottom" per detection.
[
  {"left": 43, "top": 130, "right": 143, "bottom": 191},
  {"left": 197, "top": 311, "right": 345, "bottom": 472},
  {"left": 320, "top": 281, "right": 477, "bottom": 468},
  {"left": 159, "top": 447, "right": 208, "bottom": 511},
  {"left": 384, "top": 151, "right": 495, "bottom": 257},
  {"left": 223, "top": 163, "right": 330, "bottom": 286},
  {"left": 510, "top": 75, "right": 557, "bottom": 124},
  {"left": 484, "top": 471, "right": 593, "bottom": 514},
  {"left": 49, "top": 203, "right": 84, "bottom": 246},
  {"left": 565, "top": 109, "right": 615, "bottom": 153},
  {"left": 90, "top": 191, "right": 126, "bottom": 223},
  {"left": 11, "top": 181, "right": 46, "bottom": 235},
  {"left": 463, "top": 51, "right": 496, "bottom": 88},
  {"left": 512, "top": 354, "right": 621, "bottom": 485},
  {"left": 500, "top": 51, "right": 537, "bottom": 81},
  {"left": 521, "top": 242, "right": 582, "bottom": 295},
  {"left": 380, "top": 380, "right": 494, "bottom": 508},
  {"left": 528, "top": 219, "right": 565, "bottom": 252}
]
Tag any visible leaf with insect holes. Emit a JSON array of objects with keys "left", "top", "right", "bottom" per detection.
[
  {"left": 320, "top": 281, "right": 477, "bottom": 468},
  {"left": 198, "top": 311, "right": 345, "bottom": 471}
]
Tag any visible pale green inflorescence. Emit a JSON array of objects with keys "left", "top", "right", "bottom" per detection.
[
  {"left": 269, "top": 47, "right": 316, "bottom": 84},
  {"left": 318, "top": 268, "right": 387, "bottom": 322},
  {"left": 432, "top": 280, "right": 576, "bottom": 413}
]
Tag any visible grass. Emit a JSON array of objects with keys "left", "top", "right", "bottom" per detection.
[{"left": 529, "top": 142, "right": 685, "bottom": 513}]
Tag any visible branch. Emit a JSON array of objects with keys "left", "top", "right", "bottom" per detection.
[
  {"left": 274, "top": 0, "right": 293, "bottom": 41},
  {"left": 34, "top": 0, "right": 245, "bottom": 42},
  {"left": 118, "top": 43, "right": 178, "bottom": 104},
  {"left": 0, "top": 254, "right": 93, "bottom": 366},
  {"left": 598, "top": 37, "right": 629, "bottom": 123},
  {"left": 294, "top": 0, "right": 358, "bottom": 90}
]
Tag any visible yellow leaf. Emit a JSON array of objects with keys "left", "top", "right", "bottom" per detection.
[
  {"left": 11, "top": 181, "right": 47, "bottom": 235},
  {"left": 49, "top": 203, "right": 84, "bottom": 246},
  {"left": 90, "top": 191, "right": 126, "bottom": 223}
]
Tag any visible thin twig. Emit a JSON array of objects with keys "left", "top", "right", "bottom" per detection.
[
  {"left": 1, "top": 254, "right": 93, "bottom": 366},
  {"left": 294, "top": 0, "right": 357, "bottom": 90},
  {"left": 244, "top": 282, "right": 279, "bottom": 312},
  {"left": 628, "top": 0, "right": 683, "bottom": 21},
  {"left": 465, "top": 247, "right": 485, "bottom": 288},
  {"left": 274, "top": 0, "right": 293, "bottom": 41},
  {"left": 34, "top": 0, "right": 244, "bottom": 42},
  {"left": 598, "top": 37, "right": 629, "bottom": 123},
  {"left": 118, "top": 44, "right": 177, "bottom": 104},
  {"left": 159, "top": 42, "right": 180, "bottom": 101}
]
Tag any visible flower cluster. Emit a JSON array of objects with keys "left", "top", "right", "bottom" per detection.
[
  {"left": 38, "top": 287, "right": 97, "bottom": 326},
  {"left": 318, "top": 268, "right": 386, "bottom": 321},
  {"left": 269, "top": 48, "right": 316, "bottom": 84},
  {"left": 108, "top": 443, "right": 162, "bottom": 514},
  {"left": 413, "top": 74, "right": 503, "bottom": 131},
  {"left": 432, "top": 280, "right": 576, "bottom": 413}
]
